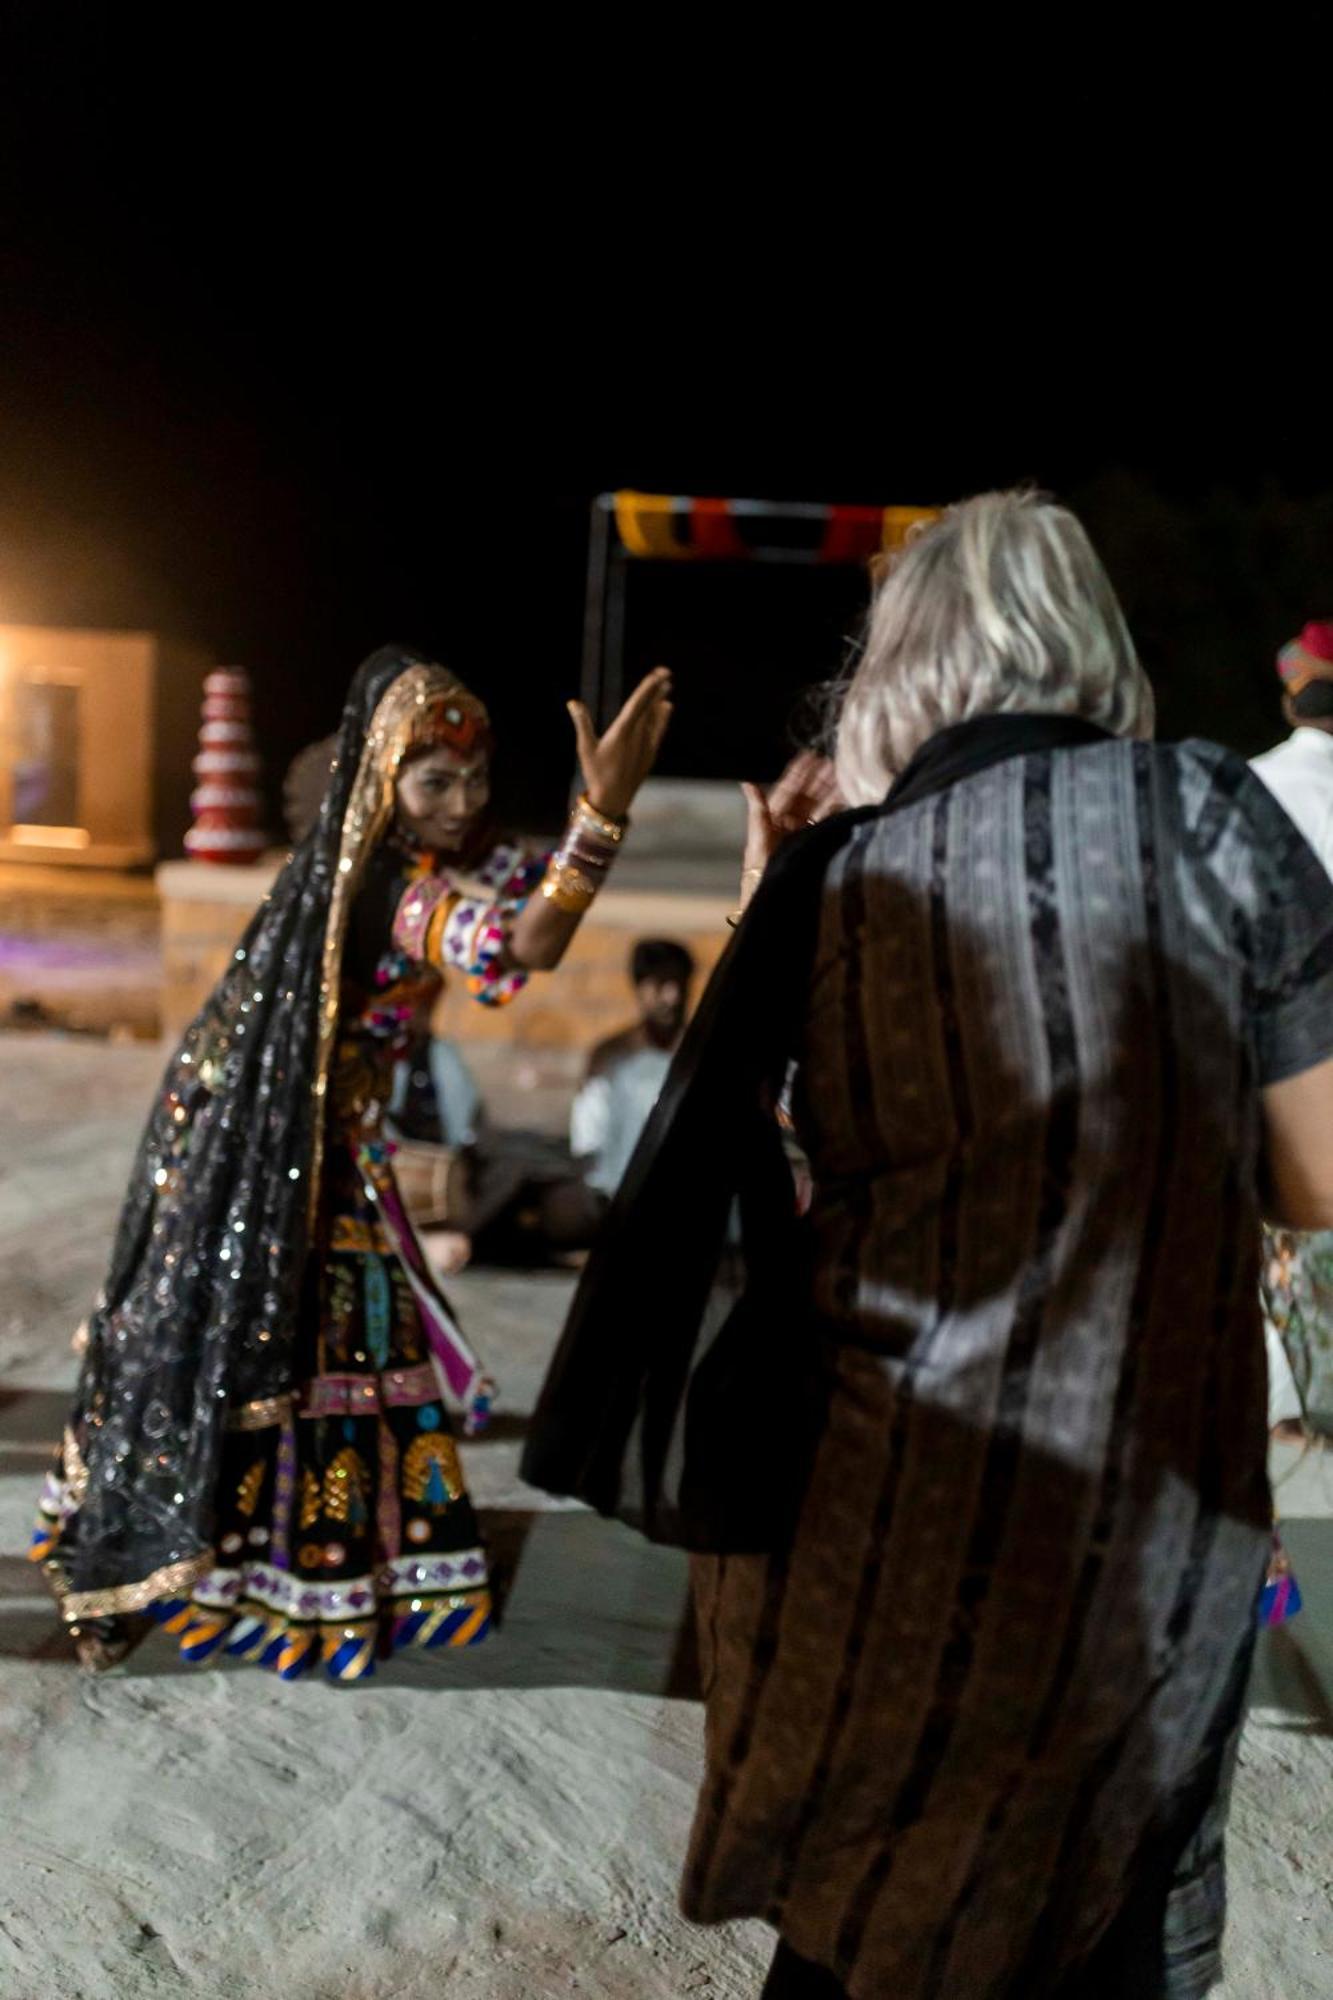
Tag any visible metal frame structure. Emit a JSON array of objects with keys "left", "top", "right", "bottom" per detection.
[{"left": 580, "top": 490, "right": 938, "bottom": 726}]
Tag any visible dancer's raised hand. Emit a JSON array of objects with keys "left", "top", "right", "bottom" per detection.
[{"left": 567, "top": 667, "right": 674, "bottom": 820}]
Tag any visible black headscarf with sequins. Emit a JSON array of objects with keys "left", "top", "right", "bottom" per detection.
[{"left": 52, "top": 645, "right": 469, "bottom": 1617}]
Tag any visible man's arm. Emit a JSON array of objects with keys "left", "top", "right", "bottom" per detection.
[{"left": 1262, "top": 1053, "right": 1333, "bottom": 1228}]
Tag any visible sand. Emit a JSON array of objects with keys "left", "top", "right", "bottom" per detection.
[{"left": 0, "top": 1037, "right": 1329, "bottom": 1999}]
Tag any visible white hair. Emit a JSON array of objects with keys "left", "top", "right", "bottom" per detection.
[{"left": 834, "top": 490, "right": 1155, "bottom": 805}]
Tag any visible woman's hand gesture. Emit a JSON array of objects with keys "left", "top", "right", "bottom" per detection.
[
  {"left": 566, "top": 667, "right": 674, "bottom": 820},
  {"left": 739, "top": 751, "right": 843, "bottom": 906}
]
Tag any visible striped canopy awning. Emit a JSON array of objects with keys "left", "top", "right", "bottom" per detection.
[{"left": 608, "top": 491, "right": 940, "bottom": 565}]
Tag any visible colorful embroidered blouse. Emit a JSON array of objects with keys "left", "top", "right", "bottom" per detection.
[
  {"left": 389, "top": 837, "right": 546, "bottom": 1008},
  {"left": 332, "top": 833, "right": 546, "bottom": 1138}
]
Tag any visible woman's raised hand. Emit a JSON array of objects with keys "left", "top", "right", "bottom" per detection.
[
  {"left": 566, "top": 667, "right": 674, "bottom": 820},
  {"left": 739, "top": 750, "right": 843, "bottom": 899}
]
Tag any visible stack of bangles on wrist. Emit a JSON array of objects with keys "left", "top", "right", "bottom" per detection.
[{"left": 540, "top": 794, "right": 628, "bottom": 912}]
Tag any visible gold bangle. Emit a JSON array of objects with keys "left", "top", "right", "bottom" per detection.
[
  {"left": 542, "top": 878, "right": 594, "bottom": 914},
  {"left": 541, "top": 860, "right": 598, "bottom": 913},
  {"left": 576, "top": 794, "right": 628, "bottom": 843}
]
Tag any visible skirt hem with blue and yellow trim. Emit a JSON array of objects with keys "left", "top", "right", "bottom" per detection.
[{"left": 151, "top": 1550, "right": 493, "bottom": 1682}]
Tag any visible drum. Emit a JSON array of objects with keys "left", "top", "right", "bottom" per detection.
[{"left": 389, "top": 1139, "right": 472, "bottom": 1230}]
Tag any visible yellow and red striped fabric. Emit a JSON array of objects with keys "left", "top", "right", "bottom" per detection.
[{"left": 609, "top": 491, "right": 939, "bottom": 564}]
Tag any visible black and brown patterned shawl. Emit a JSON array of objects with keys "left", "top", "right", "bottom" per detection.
[{"left": 522, "top": 713, "right": 1111, "bottom": 1553}]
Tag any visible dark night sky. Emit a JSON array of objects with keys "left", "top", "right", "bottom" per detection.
[{"left": 1, "top": 13, "right": 1329, "bottom": 831}]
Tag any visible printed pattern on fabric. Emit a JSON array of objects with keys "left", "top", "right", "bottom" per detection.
[
  {"left": 81, "top": 1246, "right": 494, "bottom": 1683},
  {"left": 681, "top": 740, "right": 1333, "bottom": 2000},
  {"left": 386, "top": 837, "right": 546, "bottom": 1011},
  {"left": 1261, "top": 1224, "right": 1333, "bottom": 1434},
  {"left": 431, "top": 841, "right": 548, "bottom": 1007}
]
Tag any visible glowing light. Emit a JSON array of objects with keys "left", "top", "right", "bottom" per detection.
[{"left": 9, "top": 825, "right": 91, "bottom": 849}]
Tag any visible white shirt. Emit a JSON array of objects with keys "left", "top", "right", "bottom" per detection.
[
  {"left": 1250, "top": 727, "right": 1333, "bottom": 877},
  {"left": 570, "top": 1046, "right": 673, "bottom": 1198}
]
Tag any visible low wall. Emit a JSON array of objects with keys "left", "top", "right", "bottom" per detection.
[{"left": 155, "top": 858, "right": 732, "bottom": 1052}]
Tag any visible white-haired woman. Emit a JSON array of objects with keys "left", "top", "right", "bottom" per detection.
[{"left": 525, "top": 491, "right": 1333, "bottom": 1998}]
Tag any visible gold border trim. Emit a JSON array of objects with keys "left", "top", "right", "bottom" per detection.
[
  {"left": 62, "top": 1427, "right": 89, "bottom": 1508},
  {"left": 226, "top": 1395, "right": 292, "bottom": 1432},
  {"left": 51, "top": 1550, "right": 216, "bottom": 1621},
  {"left": 308, "top": 665, "right": 469, "bottom": 1232}
]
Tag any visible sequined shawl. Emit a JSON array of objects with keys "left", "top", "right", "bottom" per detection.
[{"left": 54, "top": 646, "right": 481, "bottom": 1616}]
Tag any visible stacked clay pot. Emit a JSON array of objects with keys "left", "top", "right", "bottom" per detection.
[{"left": 185, "top": 668, "right": 268, "bottom": 864}]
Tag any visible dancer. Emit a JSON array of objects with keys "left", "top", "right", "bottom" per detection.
[
  {"left": 524, "top": 494, "right": 1333, "bottom": 1997},
  {"left": 32, "top": 645, "right": 671, "bottom": 1678}
]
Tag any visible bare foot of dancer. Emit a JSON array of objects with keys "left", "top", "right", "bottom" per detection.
[{"left": 69, "top": 1614, "right": 146, "bottom": 1673}]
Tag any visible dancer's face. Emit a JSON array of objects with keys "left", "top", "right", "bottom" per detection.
[{"left": 396, "top": 747, "right": 491, "bottom": 853}]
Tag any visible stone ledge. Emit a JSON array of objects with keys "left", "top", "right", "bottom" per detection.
[{"left": 155, "top": 856, "right": 284, "bottom": 904}]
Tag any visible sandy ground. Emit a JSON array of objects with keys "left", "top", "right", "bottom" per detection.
[{"left": 0, "top": 1038, "right": 1330, "bottom": 2000}]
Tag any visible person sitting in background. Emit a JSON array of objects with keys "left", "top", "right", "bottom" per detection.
[
  {"left": 389, "top": 1026, "right": 483, "bottom": 1150},
  {"left": 386, "top": 1016, "right": 486, "bottom": 1276},
  {"left": 568, "top": 937, "right": 696, "bottom": 1215},
  {"left": 282, "top": 732, "right": 339, "bottom": 844},
  {"left": 462, "top": 937, "right": 698, "bottom": 1264},
  {"left": 1251, "top": 619, "right": 1333, "bottom": 1441}
]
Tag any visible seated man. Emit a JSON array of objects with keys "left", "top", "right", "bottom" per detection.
[
  {"left": 563, "top": 938, "right": 696, "bottom": 1230},
  {"left": 449, "top": 936, "right": 697, "bottom": 1265},
  {"left": 393, "top": 940, "right": 698, "bottom": 1269}
]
